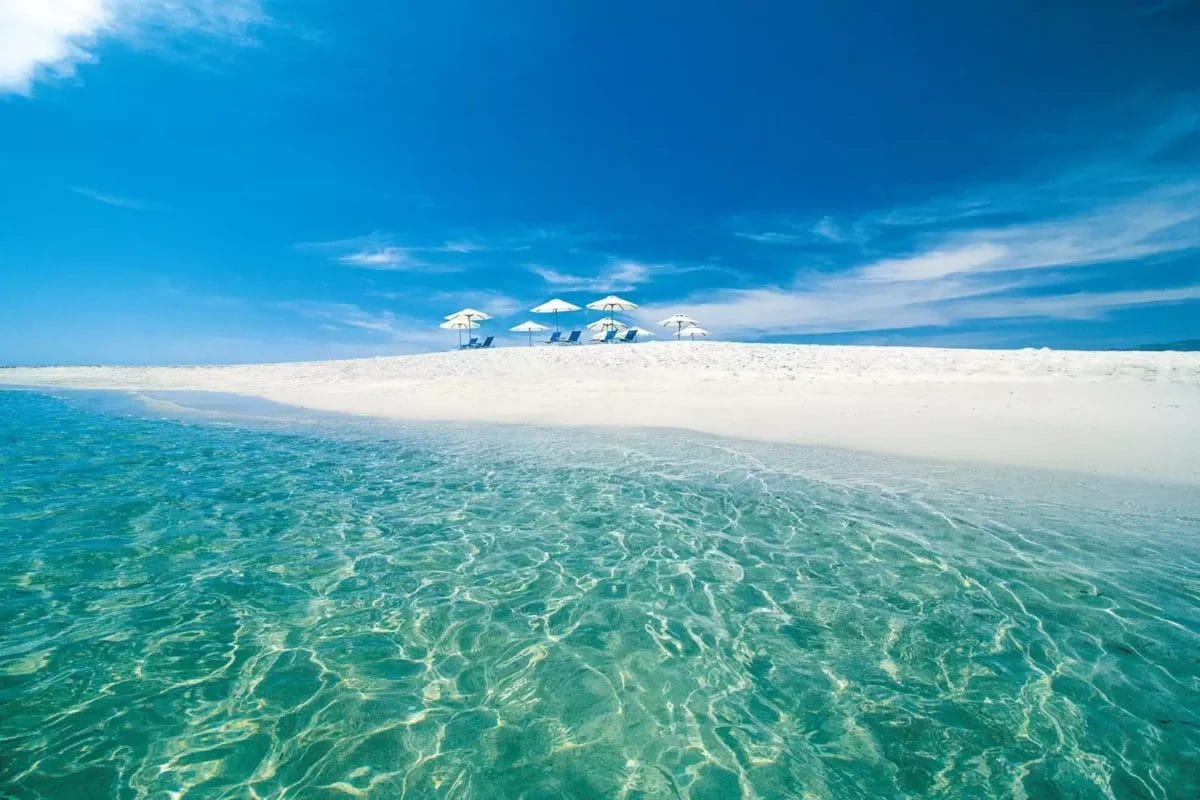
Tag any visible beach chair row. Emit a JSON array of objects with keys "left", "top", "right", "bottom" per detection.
[
  {"left": 459, "top": 329, "right": 643, "bottom": 349},
  {"left": 545, "top": 329, "right": 642, "bottom": 344}
]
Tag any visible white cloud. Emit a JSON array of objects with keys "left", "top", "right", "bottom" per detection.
[
  {"left": 306, "top": 231, "right": 559, "bottom": 272},
  {"left": 442, "top": 291, "right": 524, "bottom": 317},
  {"left": 70, "top": 185, "right": 142, "bottom": 209},
  {"left": 734, "top": 229, "right": 806, "bottom": 245},
  {"left": 646, "top": 182, "right": 1200, "bottom": 337},
  {"left": 440, "top": 240, "right": 483, "bottom": 254},
  {"left": 304, "top": 234, "right": 448, "bottom": 272},
  {"left": 276, "top": 299, "right": 531, "bottom": 353},
  {"left": 0, "top": 0, "right": 267, "bottom": 96},
  {"left": 682, "top": 120, "right": 1200, "bottom": 339},
  {"left": 858, "top": 243, "right": 1008, "bottom": 282},
  {"left": 276, "top": 301, "right": 407, "bottom": 336},
  {"left": 956, "top": 285, "right": 1200, "bottom": 322},
  {"left": 0, "top": 1, "right": 107, "bottom": 94},
  {"left": 810, "top": 215, "right": 843, "bottom": 242},
  {"left": 641, "top": 277, "right": 1200, "bottom": 338},
  {"left": 337, "top": 246, "right": 419, "bottom": 270},
  {"left": 530, "top": 259, "right": 657, "bottom": 292},
  {"left": 733, "top": 214, "right": 851, "bottom": 246}
]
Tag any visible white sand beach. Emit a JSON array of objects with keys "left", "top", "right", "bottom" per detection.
[{"left": 4, "top": 342, "right": 1199, "bottom": 485}]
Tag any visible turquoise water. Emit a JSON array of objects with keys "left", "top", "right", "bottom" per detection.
[{"left": 1, "top": 390, "right": 1198, "bottom": 799}]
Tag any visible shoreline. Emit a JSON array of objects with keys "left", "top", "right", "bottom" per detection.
[{"left": 3, "top": 342, "right": 1199, "bottom": 485}]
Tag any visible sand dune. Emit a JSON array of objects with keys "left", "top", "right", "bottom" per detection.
[{"left": 4, "top": 342, "right": 1199, "bottom": 485}]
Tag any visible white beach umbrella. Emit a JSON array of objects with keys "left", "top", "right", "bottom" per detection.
[
  {"left": 658, "top": 313, "right": 700, "bottom": 338},
  {"left": 629, "top": 327, "right": 655, "bottom": 338},
  {"left": 444, "top": 307, "right": 491, "bottom": 321},
  {"left": 676, "top": 325, "right": 710, "bottom": 341},
  {"left": 586, "top": 318, "right": 628, "bottom": 331},
  {"left": 440, "top": 317, "right": 479, "bottom": 347},
  {"left": 510, "top": 320, "right": 549, "bottom": 346},
  {"left": 444, "top": 307, "right": 491, "bottom": 342},
  {"left": 530, "top": 298, "right": 581, "bottom": 333},
  {"left": 586, "top": 294, "right": 637, "bottom": 332}
]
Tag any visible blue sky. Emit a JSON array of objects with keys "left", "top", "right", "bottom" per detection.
[{"left": 1, "top": 1, "right": 1198, "bottom": 364}]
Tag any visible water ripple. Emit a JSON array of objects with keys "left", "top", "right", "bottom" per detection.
[{"left": 1, "top": 390, "right": 1198, "bottom": 799}]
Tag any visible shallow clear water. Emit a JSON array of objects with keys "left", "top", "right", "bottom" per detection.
[{"left": 1, "top": 389, "right": 1198, "bottom": 799}]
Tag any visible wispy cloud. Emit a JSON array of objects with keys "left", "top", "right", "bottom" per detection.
[
  {"left": 0, "top": 0, "right": 269, "bottom": 96},
  {"left": 303, "top": 234, "right": 450, "bottom": 272},
  {"left": 664, "top": 112, "right": 1200, "bottom": 339},
  {"left": 529, "top": 260, "right": 655, "bottom": 292},
  {"left": 275, "top": 300, "right": 459, "bottom": 352},
  {"left": 810, "top": 216, "right": 844, "bottom": 243},
  {"left": 734, "top": 214, "right": 849, "bottom": 246},
  {"left": 275, "top": 301, "right": 409, "bottom": 336},
  {"left": 337, "top": 246, "right": 420, "bottom": 270},
  {"left": 275, "top": 297, "right": 551, "bottom": 353},
  {"left": 70, "top": 185, "right": 143, "bottom": 209},
  {"left": 642, "top": 276, "right": 1200, "bottom": 338},
  {"left": 860, "top": 185, "right": 1200, "bottom": 282},
  {"left": 304, "top": 227, "right": 592, "bottom": 272},
  {"left": 528, "top": 257, "right": 739, "bottom": 293}
]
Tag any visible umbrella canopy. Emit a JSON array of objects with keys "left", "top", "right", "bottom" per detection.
[
  {"left": 586, "top": 318, "right": 628, "bottom": 331},
  {"left": 586, "top": 295, "right": 637, "bottom": 333},
  {"left": 658, "top": 313, "right": 698, "bottom": 326},
  {"left": 676, "top": 325, "right": 710, "bottom": 340},
  {"left": 659, "top": 313, "right": 700, "bottom": 337},
  {"left": 444, "top": 307, "right": 491, "bottom": 321},
  {"left": 586, "top": 295, "right": 638, "bottom": 312},
  {"left": 510, "top": 320, "right": 549, "bottom": 346},
  {"left": 444, "top": 308, "right": 490, "bottom": 347},
  {"left": 530, "top": 298, "right": 580, "bottom": 333},
  {"left": 629, "top": 327, "right": 655, "bottom": 337},
  {"left": 530, "top": 298, "right": 581, "bottom": 314}
]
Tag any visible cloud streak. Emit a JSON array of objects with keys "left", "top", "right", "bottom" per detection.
[
  {"left": 337, "top": 246, "right": 420, "bottom": 270},
  {"left": 305, "top": 227, "right": 594, "bottom": 272},
  {"left": 70, "top": 185, "right": 143, "bottom": 209},
  {"left": 529, "top": 260, "right": 654, "bottom": 292},
  {"left": 658, "top": 113, "right": 1200, "bottom": 339}
]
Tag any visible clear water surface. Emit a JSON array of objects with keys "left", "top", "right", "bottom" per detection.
[{"left": 1, "top": 389, "right": 1197, "bottom": 799}]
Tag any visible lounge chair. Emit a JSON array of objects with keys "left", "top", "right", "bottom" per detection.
[
  {"left": 619, "top": 329, "right": 638, "bottom": 343},
  {"left": 460, "top": 337, "right": 479, "bottom": 349},
  {"left": 476, "top": 336, "right": 494, "bottom": 349},
  {"left": 545, "top": 330, "right": 562, "bottom": 345},
  {"left": 562, "top": 330, "right": 582, "bottom": 345},
  {"left": 597, "top": 329, "right": 618, "bottom": 343}
]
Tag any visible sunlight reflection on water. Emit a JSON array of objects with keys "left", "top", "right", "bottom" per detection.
[{"left": 1, "top": 389, "right": 1197, "bottom": 799}]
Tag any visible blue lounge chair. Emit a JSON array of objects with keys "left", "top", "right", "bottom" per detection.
[
  {"left": 562, "top": 330, "right": 582, "bottom": 344},
  {"left": 545, "top": 330, "right": 562, "bottom": 344},
  {"left": 460, "top": 337, "right": 479, "bottom": 349},
  {"left": 598, "top": 329, "right": 618, "bottom": 343},
  {"left": 476, "top": 336, "right": 494, "bottom": 349},
  {"left": 619, "top": 329, "right": 638, "bottom": 343}
]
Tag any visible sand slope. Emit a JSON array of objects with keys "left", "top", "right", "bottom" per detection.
[{"left": 4, "top": 342, "right": 1199, "bottom": 485}]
